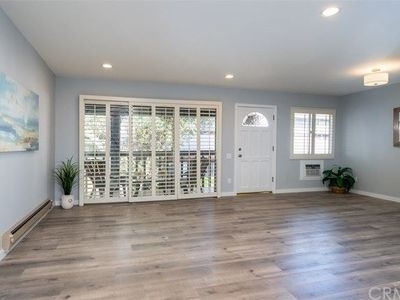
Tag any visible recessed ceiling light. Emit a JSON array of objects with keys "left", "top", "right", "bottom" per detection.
[
  {"left": 225, "top": 74, "right": 234, "bottom": 79},
  {"left": 102, "top": 63, "right": 112, "bottom": 69},
  {"left": 322, "top": 7, "right": 340, "bottom": 17}
]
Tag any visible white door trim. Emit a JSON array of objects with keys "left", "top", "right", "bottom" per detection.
[{"left": 234, "top": 103, "right": 277, "bottom": 194}]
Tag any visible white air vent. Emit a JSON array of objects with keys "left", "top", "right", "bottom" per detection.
[{"left": 300, "top": 160, "right": 323, "bottom": 180}]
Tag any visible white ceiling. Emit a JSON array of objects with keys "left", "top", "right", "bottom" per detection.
[{"left": 1, "top": 0, "right": 400, "bottom": 96}]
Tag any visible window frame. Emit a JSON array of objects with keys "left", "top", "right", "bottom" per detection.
[{"left": 290, "top": 107, "right": 336, "bottom": 160}]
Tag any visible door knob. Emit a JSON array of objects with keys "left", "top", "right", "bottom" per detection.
[
  {"left": 238, "top": 154, "right": 242, "bottom": 158},
  {"left": 238, "top": 147, "right": 242, "bottom": 151}
]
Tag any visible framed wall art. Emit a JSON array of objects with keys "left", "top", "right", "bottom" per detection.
[
  {"left": 394, "top": 107, "right": 400, "bottom": 147},
  {"left": 0, "top": 71, "right": 39, "bottom": 152}
]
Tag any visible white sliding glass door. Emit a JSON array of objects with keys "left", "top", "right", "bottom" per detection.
[{"left": 79, "top": 96, "right": 221, "bottom": 205}]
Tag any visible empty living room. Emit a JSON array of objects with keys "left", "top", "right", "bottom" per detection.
[{"left": 1, "top": 1, "right": 400, "bottom": 299}]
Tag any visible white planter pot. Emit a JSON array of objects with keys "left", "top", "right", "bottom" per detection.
[{"left": 61, "top": 195, "right": 74, "bottom": 209}]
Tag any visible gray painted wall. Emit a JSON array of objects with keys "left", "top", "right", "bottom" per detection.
[
  {"left": 0, "top": 9, "right": 55, "bottom": 251},
  {"left": 340, "top": 83, "right": 400, "bottom": 198},
  {"left": 55, "top": 76, "right": 341, "bottom": 201}
]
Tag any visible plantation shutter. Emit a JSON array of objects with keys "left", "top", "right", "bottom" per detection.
[
  {"left": 179, "top": 107, "right": 199, "bottom": 196},
  {"left": 80, "top": 96, "right": 220, "bottom": 205},
  {"left": 83, "top": 103, "right": 107, "bottom": 202},
  {"left": 130, "top": 105, "right": 153, "bottom": 199},
  {"left": 290, "top": 107, "right": 335, "bottom": 159},
  {"left": 200, "top": 108, "right": 217, "bottom": 194},
  {"left": 314, "top": 113, "right": 334, "bottom": 155},
  {"left": 109, "top": 104, "right": 129, "bottom": 199},
  {"left": 155, "top": 106, "right": 175, "bottom": 197},
  {"left": 293, "top": 112, "right": 312, "bottom": 155}
]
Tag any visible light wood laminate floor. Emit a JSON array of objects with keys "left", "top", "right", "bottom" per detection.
[{"left": 1, "top": 192, "right": 400, "bottom": 300}]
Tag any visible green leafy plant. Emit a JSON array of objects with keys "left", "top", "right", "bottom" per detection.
[
  {"left": 322, "top": 165, "right": 356, "bottom": 192},
  {"left": 54, "top": 157, "right": 79, "bottom": 195}
]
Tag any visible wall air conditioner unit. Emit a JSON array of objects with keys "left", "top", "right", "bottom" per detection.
[{"left": 300, "top": 160, "right": 324, "bottom": 180}]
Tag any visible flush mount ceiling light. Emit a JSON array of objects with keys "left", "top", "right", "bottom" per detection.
[
  {"left": 102, "top": 63, "right": 112, "bottom": 69},
  {"left": 322, "top": 6, "right": 340, "bottom": 17},
  {"left": 225, "top": 74, "right": 234, "bottom": 79},
  {"left": 363, "top": 69, "right": 389, "bottom": 87}
]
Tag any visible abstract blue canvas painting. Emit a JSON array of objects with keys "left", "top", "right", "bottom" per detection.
[{"left": 0, "top": 72, "right": 39, "bottom": 152}]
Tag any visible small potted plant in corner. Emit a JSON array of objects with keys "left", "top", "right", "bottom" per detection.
[
  {"left": 54, "top": 157, "right": 79, "bottom": 209},
  {"left": 322, "top": 165, "right": 356, "bottom": 193}
]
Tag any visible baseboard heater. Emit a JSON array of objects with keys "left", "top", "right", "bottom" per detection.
[{"left": 2, "top": 199, "right": 53, "bottom": 252}]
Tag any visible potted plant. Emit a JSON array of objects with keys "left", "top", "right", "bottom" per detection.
[
  {"left": 54, "top": 157, "right": 79, "bottom": 209},
  {"left": 322, "top": 165, "right": 355, "bottom": 193}
]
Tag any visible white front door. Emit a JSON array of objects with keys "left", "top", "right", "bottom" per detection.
[{"left": 235, "top": 105, "right": 276, "bottom": 193}]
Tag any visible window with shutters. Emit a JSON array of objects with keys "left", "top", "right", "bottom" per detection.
[
  {"left": 79, "top": 95, "right": 221, "bottom": 205},
  {"left": 290, "top": 107, "right": 335, "bottom": 159}
]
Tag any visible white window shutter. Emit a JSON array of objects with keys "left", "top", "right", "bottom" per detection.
[{"left": 290, "top": 107, "right": 335, "bottom": 159}]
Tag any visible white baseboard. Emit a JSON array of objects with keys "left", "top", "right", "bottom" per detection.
[
  {"left": 0, "top": 250, "right": 5, "bottom": 261},
  {"left": 221, "top": 188, "right": 327, "bottom": 196},
  {"left": 275, "top": 187, "right": 327, "bottom": 194},
  {"left": 221, "top": 192, "right": 236, "bottom": 197},
  {"left": 351, "top": 189, "right": 400, "bottom": 203}
]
